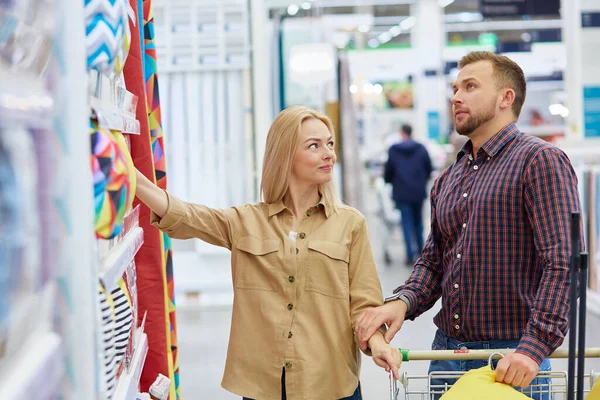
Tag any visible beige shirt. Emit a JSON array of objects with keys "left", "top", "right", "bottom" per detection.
[{"left": 151, "top": 192, "right": 384, "bottom": 400}]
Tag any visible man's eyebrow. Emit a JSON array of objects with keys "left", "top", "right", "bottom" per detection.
[{"left": 453, "top": 77, "right": 479, "bottom": 91}]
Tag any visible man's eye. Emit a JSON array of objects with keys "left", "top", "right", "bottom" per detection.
[{"left": 467, "top": 83, "right": 475, "bottom": 89}]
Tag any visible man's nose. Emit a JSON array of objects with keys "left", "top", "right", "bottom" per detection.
[{"left": 451, "top": 92, "right": 462, "bottom": 106}]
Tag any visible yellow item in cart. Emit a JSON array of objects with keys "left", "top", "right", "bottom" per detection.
[
  {"left": 588, "top": 376, "right": 600, "bottom": 400},
  {"left": 440, "top": 365, "right": 529, "bottom": 400}
]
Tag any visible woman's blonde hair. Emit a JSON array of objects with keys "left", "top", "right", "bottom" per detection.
[{"left": 261, "top": 106, "right": 341, "bottom": 212}]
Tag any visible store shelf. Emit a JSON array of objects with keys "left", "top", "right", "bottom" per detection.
[
  {"left": 0, "top": 332, "right": 63, "bottom": 400},
  {"left": 90, "top": 99, "right": 141, "bottom": 135},
  {"left": 113, "top": 329, "right": 149, "bottom": 400},
  {"left": 99, "top": 227, "right": 144, "bottom": 292},
  {"left": 520, "top": 124, "right": 565, "bottom": 137},
  {"left": 89, "top": 72, "right": 141, "bottom": 134},
  {"left": 589, "top": 290, "right": 600, "bottom": 318}
]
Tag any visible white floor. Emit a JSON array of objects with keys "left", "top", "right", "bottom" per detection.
[{"left": 172, "top": 180, "right": 600, "bottom": 399}]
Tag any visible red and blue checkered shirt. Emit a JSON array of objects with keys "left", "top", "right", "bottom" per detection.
[{"left": 393, "top": 123, "right": 582, "bottom": 364}]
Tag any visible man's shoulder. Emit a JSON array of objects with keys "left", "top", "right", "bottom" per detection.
[{"left": 513, "top": 129, "right": 567, "bottom": 160}]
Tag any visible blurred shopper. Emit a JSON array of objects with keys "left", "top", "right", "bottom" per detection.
[
  {"left": 384, "top": 124, "right": 433, "bottom": 266},
  {"left": 134, "top": 106, "right": 401, "bottom": 400},
  {"left": 356, "top": 52, "right": 582, "bottom": 399}
]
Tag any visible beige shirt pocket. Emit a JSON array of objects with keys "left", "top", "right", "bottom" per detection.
[
  {"left": 306, "top": 240, "right": 350, "bottom": 299},
  {"left": 234, "top": 236, "right": 280, "bottom": 291}
]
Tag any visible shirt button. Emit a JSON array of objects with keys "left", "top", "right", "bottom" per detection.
[
  {"left": 456, "top": 254, "right": 461, "bottom": 259},
  {"left": 487, "top": 157, "right": 491, "bottom": 160},
  {"left": 473, "top": 165, "right": 479, "bottom": 170},
  {"left": 305, "top": 209, "right": 312, "bottom": 217},
  {"left": 285, "top": 362, "right": 292, "bottom": 369},
  {"left": 296, "top": 248, "right": 299, "bottom": 254},
  {"left": 462, "top": 223, "right": 467, "bottom": 228},
  {"left": 454, "top": 314, "right": 459, "bottom": 319},
  {"left": 288, "top": 276, "right": 295, "bottom": 283},
  {"left": 455, "top": 325, "right": 460, "bottom": 330},
  {"left": 454, "top": 283, "right": 459, "bottom": 289},
  {"left": 287, "top": 303, "right": 294, "bottom": 310},
  {"left": 463, "top": 193, "right": 468, "bottom": 198},
  {"left": 299, "top": 232, "right": 306, "bottom": 239},
  {"left": 288, "top": 331, "right": 293, "bottom": 339},
  {"left": 460, "top": 346, "right": 467, "bottom": 350}
]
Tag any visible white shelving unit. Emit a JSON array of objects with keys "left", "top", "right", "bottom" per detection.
[
  {"left": 99, "top": 227, "right": 144, "bottom": 292},
  {"left": 0, "top": 332, "right": 63, "bottom": 400},
  {"left": 520, "top": 124, "right": 566, "bottom": 137},
  {"left": 112, "top": 329, "right": 149, "bottom": 400}
]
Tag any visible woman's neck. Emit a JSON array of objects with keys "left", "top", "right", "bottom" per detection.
[{"left": 283, "top": 183, "right": 320, "bottom": 219}]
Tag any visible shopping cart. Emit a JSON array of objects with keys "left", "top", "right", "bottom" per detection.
[{"left": 389, "top": 347, "right": 600, "bottom": 400}]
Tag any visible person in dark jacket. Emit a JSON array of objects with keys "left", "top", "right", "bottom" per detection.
[{"left": 384, "top": 124, "right": 433, "bottom": 265}]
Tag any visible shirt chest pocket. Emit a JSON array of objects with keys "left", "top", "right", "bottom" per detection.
[
  {"left": 306, "top": 240, "right": 350, "bottom": 299},
  {"left": 235, "top": 236, "right": 280, "bottom": 291}
]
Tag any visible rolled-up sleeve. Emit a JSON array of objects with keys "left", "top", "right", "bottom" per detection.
[
  {"left": 151, "top": 191, "right": 235, "bottom": 250},
  {"left": 348, "top": 217, "right": 384, "bottom": 354}
]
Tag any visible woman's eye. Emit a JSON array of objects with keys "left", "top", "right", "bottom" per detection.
[
  {"left": 328, "top": 141, "right": 335, "bottom": 148},
  {"left": 309, "top": 143, "right": 317, "bottom": 149}
]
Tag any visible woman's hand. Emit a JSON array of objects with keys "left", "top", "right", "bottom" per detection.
[{"left": 369, "top": 332, "right": 402, "bottom": 379}]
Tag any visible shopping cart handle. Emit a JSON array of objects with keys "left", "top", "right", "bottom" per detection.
[{"left": 397, "top": 347, "right": 600, "bottom": 362}]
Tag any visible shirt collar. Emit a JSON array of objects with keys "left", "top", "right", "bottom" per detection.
[
  {"left": 457, "top": 123, "right": 519, "bottom": 162},
  {"left": 267, "top": 198, "right": 331, "bottom": 218}
]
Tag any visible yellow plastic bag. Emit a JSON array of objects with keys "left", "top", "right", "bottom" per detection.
[
  {"left": 588, "top": 376, "right": 600, "bottom": 400},
  {"left": 440, "top": 365, "right": 530, "bottom": 400}
]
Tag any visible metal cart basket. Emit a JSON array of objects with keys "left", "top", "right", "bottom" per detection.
[{"left": 389, "top": 348, "right": 600, "bottom": 400}]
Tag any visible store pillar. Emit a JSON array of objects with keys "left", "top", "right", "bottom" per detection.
[
  {"left": 410, "top": 0, "right": 448, "bottom": 143},
  {"left": 562, "top": 0, "right": 600, "bottom": 140}
]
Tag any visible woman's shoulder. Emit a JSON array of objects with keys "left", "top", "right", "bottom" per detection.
[{"left": 333, "top": 204, "right": 366, "bottom": 223}]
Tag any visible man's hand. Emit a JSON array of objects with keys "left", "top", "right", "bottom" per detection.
[
  {"left": 495, "top": 353, "right": 540, "bottom": 388},
  {"left": 369, "top": 332, "right": 402, "bottom": 379},
  {"left": 355, "top": 300, "right": 407, "bottom": 351}
]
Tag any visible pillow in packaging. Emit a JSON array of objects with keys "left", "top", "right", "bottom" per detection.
[
  {"left": 90, "top": 120, "right": 131, "bottom": 239},
  {"left": 440, "top": 366, "right": 530, "bottom": 400},
  {"left": 84, "top": 0, "right": 131, "bottom": 76}
]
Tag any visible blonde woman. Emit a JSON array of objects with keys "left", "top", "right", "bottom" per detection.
[{"left": 135, "top": 106, "right": 401, "bottom": 400}]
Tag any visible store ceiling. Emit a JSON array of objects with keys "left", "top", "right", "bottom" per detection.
[
  {"left": 268, "top": 0, "right": 562, "bottom": 46},
  {"left": 266, "top": 0, "right": 480, "bottom": 15}
]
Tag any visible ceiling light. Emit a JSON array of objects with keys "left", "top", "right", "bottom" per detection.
[
  {"left": 400, "top": 16, "right": 416, "bottom": 31},
  {"left": 378, "top": 32, "right": 392, "bottom": 43},
  {"left": 301, "top": 2, "right": 312, "bottom": 10},
  {"left": 287, "top": 4, "right": 299, "bottom": 15}
]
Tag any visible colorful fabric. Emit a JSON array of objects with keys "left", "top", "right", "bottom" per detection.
[
  {"left": 112, "top": 130, "right": 137, "bottom": 211},
  {"left": 84, "top": 0, "right": 131, "bottom": 76},
  {"left": 142, "top": 1, "right": 179, "bottom": 398},
  {"left": 123, "top": 0, "right": 176, "bottom": 397},
  {"left": 90, "top": 120, "right": 132, "bottom": 239}
]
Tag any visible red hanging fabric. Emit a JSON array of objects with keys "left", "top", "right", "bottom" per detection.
[{"left": 123, "top": 0, "right": 170, "bottom": 394}]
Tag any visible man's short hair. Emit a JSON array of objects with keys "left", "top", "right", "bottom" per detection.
[
  {"left": 458, "top": 51, "right": 527, "bottom": 118},
  {"left": 401, "top": 124, "right": 412, "bottom": 137}
]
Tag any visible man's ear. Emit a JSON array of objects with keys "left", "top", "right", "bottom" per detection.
[{"left": 499, "top": 88, "right": 516, "bottom": 111}]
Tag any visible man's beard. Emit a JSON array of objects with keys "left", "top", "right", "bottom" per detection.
[{"left": 456, "top": 98, "right": 496, "bottom": 136}]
